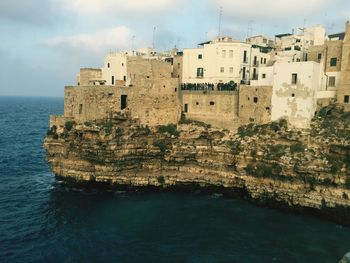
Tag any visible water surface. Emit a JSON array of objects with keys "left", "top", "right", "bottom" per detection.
[{"left": 0, "top": 97, "right": 349, "bottom": 262}]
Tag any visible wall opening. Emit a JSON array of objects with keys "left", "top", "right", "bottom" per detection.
[
  {"left": 253, "top": 97, "right": 258, "bottom": 103},
  {"left": 209, "top": 101, "right": 215, "bottom": 106},
  {"left": 79, "top": 104, "right": 83, "bottom": 114},
  {"left": 344, "top": 95, "right": 349, "bottom": 103},
  {"left": 291, "top": 73, "right": 297, "bottom": 85},
  {"left": 123, "top": 76, "right": 126, "bottom": 81},
  {"left": 184, "top": 104, "right": 188, "bottom": 113},
  {"left": 330, "top": 58, "right": 337, "bottom": 67},
  {"left": 121, "top": 95, "right": 127, "bottom": 110},
  {"left": 112, "top": 76, "right": 115, "bottom": 85}
]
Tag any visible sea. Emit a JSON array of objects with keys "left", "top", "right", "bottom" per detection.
[{"left": 0, "top": 96, "right": 349, "bottom": 263}]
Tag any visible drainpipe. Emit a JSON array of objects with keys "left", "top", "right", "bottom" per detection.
[{"left": 324, "top": 46, "right": 329, "bottom": 90}]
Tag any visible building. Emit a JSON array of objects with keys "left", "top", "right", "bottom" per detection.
[
  {"left": 182, "top": 36, "right": 270, "bottom": 86},
  {"left": 64, "top": 58, "right": 181, "bottom": 126}
]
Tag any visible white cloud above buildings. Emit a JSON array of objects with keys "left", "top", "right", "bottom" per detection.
[{"left": 42, "top": 26, "right": 134, "bottom": 53}]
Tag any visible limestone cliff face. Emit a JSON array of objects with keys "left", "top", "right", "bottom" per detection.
[{"left": 44, "top": 108, "right": 350, "bottom": 224}]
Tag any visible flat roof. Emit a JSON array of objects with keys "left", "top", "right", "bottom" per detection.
[
  {"left": 328, "top": 32, "right": 345, "bottom": 40},
  {"left": 275, "top": 33, "right": 292, "bottom": 38}
]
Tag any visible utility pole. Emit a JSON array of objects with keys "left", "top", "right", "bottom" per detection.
[
  {"left": 218, "top": 6, "right": 223, "bottom": 37},
  {"left": 152, "top": 26, "right": 156, "bottom": 50}
]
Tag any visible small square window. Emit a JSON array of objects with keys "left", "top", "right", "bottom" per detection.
[
  {"left": 330, "top": 58, "right": 337, "bottom": 67},
  {"left": 196, "top": 102, "right": 199, "bottom": 105},
  {"left": 262, "top": 74, "right": 266, "bottom": 79},
  {"left": 318, "top": 53, "right": 322, "bottom": 60},
  {"left": 253, "top": 97, "right": 258, "bottom": 103},
  {"left": 198, "top": 54, "right": 203, "bottom": 59},
  {"left": 344, "top": 95, "right": 349, "bottom": 103},
  {"left": 210, "top": 101, "right": 215, "bottom": 106},
  {"left": 220, "top": 67, "right": 224, "bottom": 73}
]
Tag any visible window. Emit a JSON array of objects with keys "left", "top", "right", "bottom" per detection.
[
  {"left": 328, "top": 76, "right": 336, "bottom": 87},
  {"left": 292, "top": 93, "right": 295, "bottom": 97},
  {"left": 261, "top": 57, "right": 263, "bottom": 64},
  {"left": 243, "top": 50, "right": 247, "bottom": 63},
  {"left": 254, "top": 56, "right": 257, "bottom": 65},
  {"left": 344, "top": 96, "right": 350, "bottom": 103},
  {"left": 107, "top": 63, "right": 110, "bottom": 68},
  {"left": 330, "top": 58, "right": 337, "bottom": 67},
  {"left": 123, "top": 76, "right": 126, "bottom": 81},
  {"left": 318, "top": 53, "right": 322, "bottom": 60},
  {"left": 198, "top": 54, "right": 203, "bottom": 59},
  {"left": 222, "top": 50, "right": 226, "bottom": 58},
  {"left": 264, "top": 58, "right": 267, "bottom": 64},
  {"left": 175, "top": 88, "right": 177, "bottom": 92},
  {"left": 121, "top": 95, "right": 127, "bottom": 110},
  {"left": 291, "top": 73, "right": 297, "bottom": 85},
  {"left": 112, "top": 76, "right": 115, "bottom": 85},
  {"left": 229, "top": 67, "right": 233, "bottom": 73},
  {"left": 122, "top": 63, "right": 124, "bottom": 67},
  {"left": 184, "top": 104, "right": 188, "bottom": 112},
  {"left": 209, "top": 101, "right": 215, "bottom": 106},
  {"left": 262, "top": 73, "right": 266, "bottom": 79},
  {"left": 229, "top": 50, "right": 233, "bottom": 58},
  {"left": 220, "top": 67, "right": 224, "bottom": 73},
  {"left": 253, "top": 97, "right": 258, "bottom": 103},
  {"left": 242, "top": 67, "right": 246, "bottom": 79},
  {"left": 79, "top": 104, "right": 83, "bottom": 114},
  {"left": 284, "top": 47, "right": 292, "bottom": 51},
  {"left": 196, "top": 67, "right": 204, "bottom": 78},
  {"left": 196, "top": 102, "right": 199, "bottom": 105}
]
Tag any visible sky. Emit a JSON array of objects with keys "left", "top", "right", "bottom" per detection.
[{"left": 0, "top": 0, "right": 349, "bottom": 97}]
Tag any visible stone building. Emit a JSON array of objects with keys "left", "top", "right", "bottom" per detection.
[
  {"left": 64, "top": 57, "right": 181, "bottom": 126},
  {"left": 182, "top": 36, "right": 270, "bottom": 85}
]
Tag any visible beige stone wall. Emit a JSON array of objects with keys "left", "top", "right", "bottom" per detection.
[
  {"left": 64, "top": 86, "right": 119, "bottom": 122},
  {"left": 181, "top": 90, "right": 239, "bottom": 130},
  {"left": 126, "top": 58, "right": 181, "bottom": 126},
  {"left": 63, "top": 58, "right": 181, "bottom": 126},
  {"left": 78, "top": 68, "right": 102, "bottom": 86},
  {"left": 337, "top": 22, "right": 350, "bottom": 110},
  {"left": 239, "top": 85, "right": 272, "bottom": 125}
]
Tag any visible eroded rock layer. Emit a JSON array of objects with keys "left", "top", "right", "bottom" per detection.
[{"left": 44, "top": 108, "right": 350, "bottom": 224}]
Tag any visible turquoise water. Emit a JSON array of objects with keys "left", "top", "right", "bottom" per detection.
[{"left": 0, "top": 97, "right": 349, "bottom": 262}]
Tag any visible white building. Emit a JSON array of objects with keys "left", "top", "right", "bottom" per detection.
[
  {"left": 254, "top": 61, "right": 322, "bottom": 128},
  {"left": 273, "top": 25, "right": 326, "bottom": 63},
  {"left": 182, "top": 36, "right": 271, "bottom": 85},
  {"left": 246, "top": 35, "right": 274, "bottom": 48}
]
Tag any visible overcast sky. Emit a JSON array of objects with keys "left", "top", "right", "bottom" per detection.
[{"left": 0, "top": 0, "right": 349, "bottom": 97}]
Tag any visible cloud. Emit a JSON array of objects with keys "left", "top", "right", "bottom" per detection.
[
  {"left": 0, "top": 0, "right": 56, "bottom": 25},
  {"left": 215, "top": 0, "right": 346, "bottom": 22},
  {"left": 42, "top": 26, "right": 133, "bottom": 53},
  {"left": 58, "top": 0, "right": 186, "bottom": 16}
]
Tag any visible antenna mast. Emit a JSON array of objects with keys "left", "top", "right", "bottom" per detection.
[
  {"left": 218, "top": 6, "right": 223, "bottom": 37},
  {"left": 152, "top": 26, "right": 156, "bottom": 50}
]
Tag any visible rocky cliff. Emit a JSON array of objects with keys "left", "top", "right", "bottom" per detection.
[{"left": 44, "top": 106, "right": 350, "bottom": 224}]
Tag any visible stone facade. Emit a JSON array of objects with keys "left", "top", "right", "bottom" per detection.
[
  {"left": 338, "top": 22, "right": 350, "bottom": 111},
  {"left": 78, "top": 68, "right": 103, "bottom": 86},
  {"left": 181, "top": 90, "right": 239, "bottom": 130},
  {"left": 239, "top": 85, "right": 272, "bottom": 125},
  {"left": 63, "top": 58, "right": 181, "bottom": 126}
]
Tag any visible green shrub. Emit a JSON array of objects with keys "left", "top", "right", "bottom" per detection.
[
  {"left": 227, "top": 141, "right": 241, "bottom": 155},
  {"left": 102, "top": 121, "right": 113, "bottom": 134},
  {"left": 290, "top": 143, "right": 305, "bottom": 154},
  {"left": 268, "top": 144, "right": 286, "bottom": 160},
  {"left": 116, "top": 127, "right": 124, "bottom": 136},
  {"left": 158, "top": 124, "right": 180, "bottom": 137},
  {"left": 153, "top": 140, "right": 170, "bottom": 153},
  {"left": 65, "top": 121, "right": 75, "bottom": 131},
  {"left": 157, "top": 175, "right": 165, "bottom": 184}
]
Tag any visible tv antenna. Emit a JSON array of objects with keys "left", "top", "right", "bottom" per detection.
[
  {"left": 152, "top": 26, "right": 157, "bottom": 50},
  {"left": 218, "top": 6, "right": 223, "bottom": 37}
]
